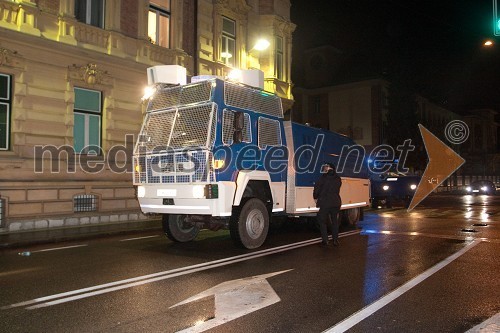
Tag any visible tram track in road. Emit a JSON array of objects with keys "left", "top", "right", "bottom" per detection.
[{"left": 2, "top": 230, "right": 361, "bottom": 311}]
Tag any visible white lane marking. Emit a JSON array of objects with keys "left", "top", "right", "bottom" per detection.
[
  {"left": 172, "top": 270, "right": 292, "bottom": 333},
  {"left": 361, "top": 229, "right": 500, "bottom": 243},
  {"left": 0, "top": 268, "right": 40, "bottom": 278},
  {"left": 119, "top": 235, "right": 160, "bottom": 242},
  {"left": 30, "top": 244, "right": 88, "bottom": 253},
  {"left": 465, "top": 312, "right": 500, "bottom": 333},
  {"left": 323, "top": 239, "right": 481, "bottom": 333},
  {"left": 362, "top": 229, "right": 469, "bottom": 240},
  {"left": 2, "top": 230, "right": 360, "bottom": 310}
]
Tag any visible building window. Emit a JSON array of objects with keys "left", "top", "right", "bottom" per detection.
[
  {"left": 75, "top": 0, "right": 105, "bottom": 28},
  {"left": 73, "top": 194, "right": 98, "bottom": 212},
  {"left": 311, "top": 96, "right": 321, "bottom": 114},
  {"left": 148, "top": 0, "right": 171, "bottom": 47},
  {"left": 275, "top": 36, "right": 283, "bottom": 80},
  {"left": 0, "top": 74, "right": 11, "bottom": 151},
  {"left": 74, "top": 88, "right": 102, "bottom": 154},
  {"left": 221, "top": 17, "right": 236, "bottom": 67}
]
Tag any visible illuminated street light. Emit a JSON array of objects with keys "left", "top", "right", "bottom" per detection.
[
  {"left": 253, "top": 39, "right": 270, "bottom": 51},
  {"left": 484, "top": 40, "right": 494, "bottom": 46}
]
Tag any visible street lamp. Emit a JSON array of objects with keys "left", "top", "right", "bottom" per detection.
[
  {"left": 253, "top": 39, "right": 270, "bottom": 51},
  {"left": 484, "top": 40, "right": 494, "bottom": 46},
  {"left": 246, "top": 38, "right": 270, "bottom": 70}
]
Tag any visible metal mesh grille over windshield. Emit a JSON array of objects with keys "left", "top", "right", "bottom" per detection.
[
  {"left": 137, "top": 103, "right": 216, "bottom": 153},
  {"left": 147, "top": 80, "right": 214, "bottom": 112}
]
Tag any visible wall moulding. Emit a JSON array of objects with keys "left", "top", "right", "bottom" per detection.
[
  {"left": 67, "top": 63, "right": 112, "bottom": 87},
  {"left": 0, "top": 45, "right": 24, "bottom": 70}
]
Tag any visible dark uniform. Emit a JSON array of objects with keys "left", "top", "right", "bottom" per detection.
[{"left": 313, "top": 163, "right": 342, "bottom": 246}]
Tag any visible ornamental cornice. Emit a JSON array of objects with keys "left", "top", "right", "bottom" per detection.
[
  {"left": 67, "top": 63, "right": 112, "bottom": 87},
  {"left": 0, "top": 45, "right": 23, "bottom": 69},
  {"left": 214, "top": 0, "right": 251, "bottom": 18}
]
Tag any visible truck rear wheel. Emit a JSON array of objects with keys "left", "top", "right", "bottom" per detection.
[
  {"left": 162, "top": 214, "right": 199, "bottom": 242},
  {"left": 230, "top": 198, "right": 269, "bottom": 249},
  {"left": 341, "top": 208, "right": 360, "bottom": 227}
]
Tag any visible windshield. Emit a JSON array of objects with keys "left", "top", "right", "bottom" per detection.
[{"left": 136, "top": 102, "right": 216, "bottom": 154}]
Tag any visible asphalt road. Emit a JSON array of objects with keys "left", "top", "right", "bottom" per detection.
[{"left": 0, "top": 194, "right": 499, "bottom": 333}]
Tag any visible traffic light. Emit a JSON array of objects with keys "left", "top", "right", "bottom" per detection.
[{"left": 495, "top": 0, "right": 499, "bottom": 35}]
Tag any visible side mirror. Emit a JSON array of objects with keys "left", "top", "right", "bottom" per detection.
[
  {"left": 234, "top": 111, "right": 244, "bottom": 131},
  {"left": 233, "top": 130, "right": 243, "bottom": 144},
  {"left": 233, "top": 112, "right": 244, "bottom": 144}
]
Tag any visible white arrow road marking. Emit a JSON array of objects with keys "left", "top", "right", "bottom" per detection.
[
  {"left": 171, "top": 270, "right": 292, "bottom": 333},
  {"left": 30, "top": 244, "right": 88, "bottom": 253},
  {"left": 2, "top": 231, "right": 359, "bottom": 310}
]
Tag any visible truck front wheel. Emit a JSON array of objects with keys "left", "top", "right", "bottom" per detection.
[
  {"left": 162, "top": 214, "right": 199, "bottom": 242},
  {"left": 341, "top": 208, "right": 360, "bottom": 227},
  {"left": 230, "top": 198, "right": 270, "bottom": 249}
]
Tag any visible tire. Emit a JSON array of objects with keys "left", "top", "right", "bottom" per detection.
[
  {"left": 341, "top": 208, "right": 360, "bottom": 227},
  {"left": 230, "top": 198, "right": 270, "bottom": 249},
  {"left": 162, "top": 214, "right": 199, "bottom": 242}
]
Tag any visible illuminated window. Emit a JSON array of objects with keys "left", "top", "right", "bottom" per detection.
[
  {"left": 0, "top": 73, "right": 11, "bottom": 151},
  {"left": 148, "top": 0, "right": 171, "bottom": 48},
  {"left": 74, "top": 88, "right": 102, "bottom": 155},
  {"left": 75, "top": 0, "right": 105, "bottom": 28},
  {"left": 222, "top": 17, "right": 236, "bottom": 67},
  {"left": 275, "top": 36, "right": 283, "bottom": 80}
]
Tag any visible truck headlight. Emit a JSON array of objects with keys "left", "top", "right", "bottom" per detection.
[
  {"left": 466, "top": 187, "right": 471, "bottom": 192},
  {"left": 137, "top": 186, "right": 146, "bottom": 198},
  {"left": 212, "top": 159, "right": 225, "bottom": 170},
  {"left": 410, "top": 184, "right": 417, "bottom": 190},
  {"left": 383, "top": 185, "right": 389, "bottom": 191},
  {"left": 142, "top": 86, "right": 156, "bottom": 100},
  {"left": 481, "top": 186, "right": 487, "bottom": 192}
]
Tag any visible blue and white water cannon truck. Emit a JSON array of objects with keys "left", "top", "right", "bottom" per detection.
[{"left": 133, "top": 66, "right": 370, "bottom": 249}]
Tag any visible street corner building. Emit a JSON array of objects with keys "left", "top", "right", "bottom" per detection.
[{"left": 0, "top": 0, "right": 295, "bottom": 233}]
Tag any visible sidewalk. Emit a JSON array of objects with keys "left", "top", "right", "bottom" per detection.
[{"left": 0, "top": 219, "right": 162, "bottom": 249}]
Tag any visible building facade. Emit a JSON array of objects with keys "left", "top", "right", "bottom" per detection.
[
  {"left": 461, "top": 110, "right": 499, "bottom": 178},
  {"left": 0, "top": 0, "right": 295, "bottom": 232},
  {"left": 294, "top": 79, "right": 389, "bottom": 149},
  {"left": 293, "top": 45, "right": 500, "bottom": 187}
]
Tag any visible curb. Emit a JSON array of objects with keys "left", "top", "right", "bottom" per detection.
[{"left": 0, "top": 219, "right": 162, "bottom": 249}]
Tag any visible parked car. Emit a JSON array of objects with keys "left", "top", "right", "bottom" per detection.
[{"left": 466, "top": 180, "right": 497, "bottom": 195}]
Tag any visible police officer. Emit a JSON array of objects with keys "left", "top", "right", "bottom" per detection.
[{"left": 313, "top": 163, "right": 342, "bottom": 247}]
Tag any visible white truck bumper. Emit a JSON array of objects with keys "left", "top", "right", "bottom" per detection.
[{"left": 136, "top": 182, "right": 236, "bottom": 217}]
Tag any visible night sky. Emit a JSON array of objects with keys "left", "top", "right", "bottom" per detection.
[{"left": 290, "top": 0, "right": 500, "bottom": 113}]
